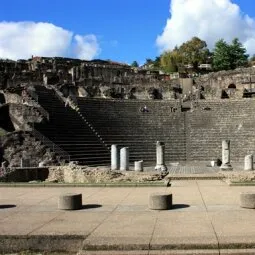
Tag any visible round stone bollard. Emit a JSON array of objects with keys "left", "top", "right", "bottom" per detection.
[
  {"left": 134, "top": 160, "right": 143, "bottom": 172},
  {"left": 149, "top": 192, "right": 172, "bottom": 210},
  {"left": 240, "top": 192, "right": 255, "bottom": 209},
  {"left": 58, "top": 193, "right": 82, "bottom": 210}
]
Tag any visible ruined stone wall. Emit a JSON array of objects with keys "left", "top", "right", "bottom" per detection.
[
  {"left": 1, "top": 131, "right": 57, "bottom": 167},
  {"left": 8, "top": 103, "right": 44, "bottom": 130},
  {"left": 195, "top": 67, "right": 255, "bottom": 99}
]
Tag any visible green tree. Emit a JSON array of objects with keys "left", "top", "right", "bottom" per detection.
[
  {"left": 212, "top": 39, "right": 232, "bottom": 71},
  {"left": 178, "top": 37, "right": 210, "bottom": 70},
  {"left": 131, "top": 61, "right": 139, "bottom": 67},
  {"left": 160, "top": 49, "right": 180, "bottom": 73},
  {"left": 230, "top": 38, "right": 249, "bottom": 69},
  {"left": 153, "top": 56, "right": 161, "bottom": 68},
  {"left": 213, "top": 38, "right": 248, "bottom": 71}
]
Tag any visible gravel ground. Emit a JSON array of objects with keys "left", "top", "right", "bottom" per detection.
[{"left": 218, "top": 170, "right": 255, "bottom": 182}]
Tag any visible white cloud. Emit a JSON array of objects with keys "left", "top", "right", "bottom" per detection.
[
  {"left": 156, "top": 0, "right": 255, "bottom": 55},
  {"left": 74, "top": 34, "right": 101, "bottom": 60},
  {"left": 0, "top": 21, "right": 101, "bottom": 60}
]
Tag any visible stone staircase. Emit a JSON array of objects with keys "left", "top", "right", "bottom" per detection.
[
  {"left": 76, "top": 98, "right": 187, "bottom": 165},
  {"left": 186, "top": 99, "right": 255, "bottom": 162},
  {"left": 33, "top": 86, "right": 110, "bottom": 165}
]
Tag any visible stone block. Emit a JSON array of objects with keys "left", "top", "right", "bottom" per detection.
[
  {"left": 240, "top": 192, "right": 255, "bottom": 209},
  {"left": 149, "top": 192, "right": 172, "bottom": 210},
  {"left": 134, "top": 160, "right": 143, "bottom": 172},
  {"left": 244, "top": 154, "right": 253, "bottom": 171},
  {"left": 58, "top": 193, "right": 82, "bottom": 210}
]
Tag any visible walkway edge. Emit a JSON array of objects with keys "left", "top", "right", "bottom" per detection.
[
  {"left": 0, "top": 182, "right": 165, "bottom": 187},
  {"left": 1, "top": 235, "right": 255, "bottom": 254}
]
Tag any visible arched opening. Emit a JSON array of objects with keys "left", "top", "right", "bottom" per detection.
[
  {"left": 153, "top": 89, "right": 162, "bottom": 99},
  {"left": 221, "top": 90, "right": 229, "bottom": 99},
  {"left": 0, "top": 93, "right": 5, "bottom": 104},
  {"left": 228, "top": 83, "right": 236, "bottom": 89}
]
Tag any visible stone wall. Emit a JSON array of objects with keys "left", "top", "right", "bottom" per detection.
[
  {"left": 8, "top": 103, "right": 44, "bottom": 130},
  {"left": 1, "top": 131, "right": 57, "bottom": 167},
  {"left": 195, "top": 67, "right": 255, "bottom": 99},
  {"left": 1, "top": 167, "right": 49, "bottom": 182}
]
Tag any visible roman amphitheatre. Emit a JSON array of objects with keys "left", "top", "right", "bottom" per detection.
[{"left": 1, "top": 57, "right": 255, "bottom": 254}]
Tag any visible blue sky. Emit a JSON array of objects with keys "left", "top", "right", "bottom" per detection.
[{"left": 0, "top": 0, "right": 255, "bottom": 64}]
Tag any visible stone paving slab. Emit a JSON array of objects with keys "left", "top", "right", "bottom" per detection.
[{"left": 0, "top": 181, "right": 255, "bottom": 254}]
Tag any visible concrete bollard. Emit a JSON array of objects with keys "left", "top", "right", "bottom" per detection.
[
  {"left": 149, "top": 192, "right": 172, "bottom": 210},
  {"left": 120, "top": 147, "right": 129, "bottom": 171},
  {"left": 134, "top": 160, "right": 144, "bottom": 172},
  {"left": 244, "top": 154, "right": 253, "bottom": 171},
  {"left": 220, "top": 140, "right": 233, "bottom": 170},
  {"left": 240, "top": 192, "right": 255, "bottom": 209},
  {"left": 111, "top": 144, "right": 120, "bottom": 170},
  {"left": 155, "top": 141, "right": 167, "bottom": 171},
  {"left": 58, "top": 193, "right": 82, "bottom": 210}
]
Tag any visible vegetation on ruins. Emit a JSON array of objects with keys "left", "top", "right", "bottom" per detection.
[
  {"left": 213, "top": 38, "right": 249, "bottom": 71},
  {"left": 159, "top": 37, "right": 211, "bottom": 73},
  {"left": 131, "top": 61, "right": 139, "bottom": 67},
  {"left": 155, "top": 37, "right": 249, "bottom": 73}
]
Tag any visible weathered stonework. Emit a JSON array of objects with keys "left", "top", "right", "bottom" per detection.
[
  {"left": 195, "top": 67, "right": 255, "bottom": 99},
  {"left": 1, "top": 131, "right": 57, "bottom": 167}
]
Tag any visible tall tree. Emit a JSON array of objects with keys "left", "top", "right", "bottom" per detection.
[
  {"left": 229, "top": 38, "right": 249, "bottom": 69},
  {"left": 213, "top": 38, "right": 248, "bottom": 71},
  {"left": 212, "top": 39, "right": 231, "bottom": 71},
  {"left": 131, "top": 61, "right": 139, "bottom": 67},
  {"left": 160, "top": 48, "right": 180, "bottom": 73},
  {"left": 178, "top": 37, "right": 210, "bottom": 70}
]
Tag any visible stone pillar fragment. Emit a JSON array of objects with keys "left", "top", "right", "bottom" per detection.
[
  {"left": 244, "top": 154, "right": 253, "bottom": 171},
  {"left": 134, "top": 160, "right": 144, "bottom": 172},
  {"left": 120, "top": 147, "right": 129, "bottom": 171},
  {"left": 155, "top": 141, "right": 167, "bottom": 171},
  {"left": 111, "top": 145, "right": 120, "bottom": 170},
  {"left": 220, "top": 140, "right": 233, "bottom": 170}
]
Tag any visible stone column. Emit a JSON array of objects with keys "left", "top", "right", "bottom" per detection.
[
  {"left": 134, "top": 160, "right": 144, "bottom": 172},
  {"left": 120, "top": 147, "right": 129, "bottom": 171},
  {"left": 244, "top": 154, "right": 253, "bottom": 171},
  {"left": 111, "top": 145, "right": 120, "bottom": 170},
  {"left": 220, "top": 140, "right": 233, "bottom": 170},
  {"left": 155, "top": 141, "right": 167, "bottom": 171}
]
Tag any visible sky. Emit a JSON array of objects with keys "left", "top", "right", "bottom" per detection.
[{"left": 0, "top": 0, "right": 255, "bottom": 64}]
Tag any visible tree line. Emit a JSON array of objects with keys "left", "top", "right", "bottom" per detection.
[{"left": 132, "top": 37, "right": 252, "bottom": 73}]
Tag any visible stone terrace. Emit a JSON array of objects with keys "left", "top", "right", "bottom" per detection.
[
  {"left": 77, "top": 98, "right": 185, "bottom": 164},
  {"left": 1, "top": 181, "right": 255, "bottom": 254},
  {"left": 34, "top": 86, "right": 110, "bottom": 165}
]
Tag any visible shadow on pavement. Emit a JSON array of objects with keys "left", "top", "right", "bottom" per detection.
[
  {"left": 171, "top": 204, "right": 190, "bottom": 210},
  {"left": 81, "top": 204, "right": 102, "bottom": 210},
  {"left": 0, "top": 204, "right": 16, "bottom": 209}
]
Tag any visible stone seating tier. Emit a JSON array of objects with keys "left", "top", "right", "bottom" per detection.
[
  {"left": 33, "top": 87, "right": 255, "bottom": 165},
  {"left": 76, "top": 98, "right": 186, "bottom": 163},
  {"left": 34, "top": 86, "right": 110, "bottom": 165}
]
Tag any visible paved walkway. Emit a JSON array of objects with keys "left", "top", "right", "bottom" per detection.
[{"left": 0, "top": 180, "right": 255, "bottom": 254}]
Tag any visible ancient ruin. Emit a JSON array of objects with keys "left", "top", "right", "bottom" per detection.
[{"left": 0, "top": 56, "right": 255, "bottom": 181}]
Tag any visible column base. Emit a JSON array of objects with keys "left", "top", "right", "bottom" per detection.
[
  {"left": 155, "top": 164, "right": 168, "bottom": 172},
  {"left": 220, "top": 163, "right": 233, "bottom": 171}
]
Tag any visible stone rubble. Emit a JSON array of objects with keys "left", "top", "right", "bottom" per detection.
[{"left": 47, "top": 163, "right": 167, "bottom": 183}]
